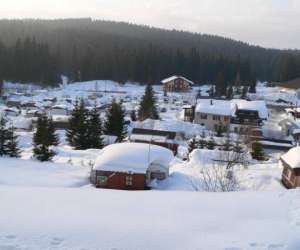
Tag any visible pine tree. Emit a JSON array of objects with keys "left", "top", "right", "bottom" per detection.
[
  {"left": 241, "top": 86, "right": 248, "bottom": 99},
  {"left": 138, "top": 84, "right": 159, "bottom": 121},
  {"left": 66, "top": 99, "right": 89, "bottom": 149},
  {"left": 188, "top": 137, "right": 198, "bottom": 153},
  {"left": 33, "top": 114, "right": 59, "bottom": 162},
  {"left": 104, "top": 100, "right": 127, "bottom": 142},
  {"left": 0, "top": 117, "right": 9, "bottom": 156},
  {"left": 226, "top": 86, "right": 234, "bottom": 100},
  {"left": 86, "top": 106, "right": 104, "bottom": 149},
  {"left": 215, "top": 71, "right": 226, "bottom": 97},
  {"left": 215, "top": 124, "right": 225, "bottom": 137},
  {"left": 251, "top": 141, "right": 264, "bottom": 160},
  {"left": 249, "top": 79, "right": 257, "bottom": 94},
  {"left": 6, "top": 126, "right": 21, "bottom": 158}
]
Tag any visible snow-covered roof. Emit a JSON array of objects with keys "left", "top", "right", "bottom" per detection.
[
  {"left": 232, "top": 100, "right": 268, "bottom": 119},
  {"left": 195, "top": 99, "right": 268, "bottom": 118},
  {"left": 195, "top": 99, "right": 233, "bottom": 116},
  {"left": 281, "top": 147, "right": 300, "bottom": 169},
  {"left": 161, "top": 75, "right": 194, "bottom": 85},
  {"left": 93, "top": 142, "right": 174, "bottom": 174}
]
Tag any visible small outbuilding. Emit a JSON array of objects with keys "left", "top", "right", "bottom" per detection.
[
  {"left": 280, "top": 147, "right": 300, "bottom": 189},
  {"left": 91, "top": 142, "right": 174, "bottom": 190}
]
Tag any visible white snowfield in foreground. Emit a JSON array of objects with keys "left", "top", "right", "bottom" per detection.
[{"left": 0, "top": 187, "right": 300, "bottom": 250}]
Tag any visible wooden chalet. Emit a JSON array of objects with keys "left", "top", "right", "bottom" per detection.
[
  {"left": 161, "top": 75, "right": 194, "bottom": 92},
  {"left": 280, "top": 147, "right": 300, "bottom": 189}
]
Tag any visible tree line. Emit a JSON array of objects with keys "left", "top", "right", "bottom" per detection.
[{"left": 0, "top": 19, "right": 299, "bottom": 86}]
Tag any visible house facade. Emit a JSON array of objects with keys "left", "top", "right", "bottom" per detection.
[
  {"left": 190, "top": 99, "right": 268, "bottom": 133},
  {"left": 91, "top": 143, "right": 174, "bottom": 190},
  {"left": 280, "top": 147, "right": 300, "bottom": 189},
  {"left": 193, "top": 99, "right": 232, "bottom": 131},
  {"left": 162, "top": 75, "right": 194, "bottom": 92}
]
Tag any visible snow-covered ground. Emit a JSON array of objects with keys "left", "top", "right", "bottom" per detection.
[
  {"left": 1, "top": 80, "right": 300, "bottom": 249},
  {"left": 0, "top": 182, "right": 300, "bottom": 250}
]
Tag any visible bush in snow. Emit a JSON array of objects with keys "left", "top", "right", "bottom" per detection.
[{"left": 251, "top": 141, "right": 265, "bottom": 161}]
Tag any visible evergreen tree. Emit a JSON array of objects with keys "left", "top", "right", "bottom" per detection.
[
  {"left": 0, "top": 79, "right": 3, "bottom": 98},
  {"left": 215, "top": 71, "right": 226, "bottom": 97},
  {"left": 86, "top": 106, "right": 104, "bottom": 149},
  {"left": 138, "top": 84, "right": 159, "bottom": 121},
  {"left": 226, "top": 86, "right": 234, "bottom": 100},
  {"left": 188, "top": 137, "right": 198, "bottom": 153},
  {"left": 206, "top": 136, "right": 216, "bottom": 150},
  {"left": 222, "top": 133, "right": 232, "bottom": 151},
  {"left": 33, "top": 114, "right": 59, "bottom": 162},
  {"left": 0, "top": 117, "right": 8, "bottom": 156},
  {"left": 215, "top": 124, "right": 225, "bottom": 137},
  {"left": 6, "top": 125, "right": 21, "bottom": 158},
  {"left": 249, "top": 79, "right": 257, "bottom": 94},
  {"left": 241, "top": 86, "right": 248, "bottom": 99},
  {"left": 66, "top": 99, "right": 89, "bottom": 149},
  {"left": 104, "top": 100, "right": 127, "bottom": 142},
  {"left": 251, "top": 141, "right": 265, "bottom": 160}
]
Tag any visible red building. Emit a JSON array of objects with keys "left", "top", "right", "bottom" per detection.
[{"left": 91, "top": 143, "right": 174, "bottom": 190}]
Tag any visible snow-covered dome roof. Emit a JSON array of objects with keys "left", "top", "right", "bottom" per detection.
[
  {"left": 281, "top": 147, "right": 300, "bottom": 169},
  {"left": 93, "top": 142, "right": 174, "bottom": 174}
]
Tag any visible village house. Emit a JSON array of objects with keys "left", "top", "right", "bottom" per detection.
[
  {"left": 280, "top": 147, "right": 300, "bottom": 189},
  {"left": 193, "top": 99, "right": 232, "bottom": 131},
  {"left": 91, "top": 142, "right": 174, "bottom": 190},
  {"left": 186, "top": 99, "right": 268, "bottom": 135},
  {"left": 162, "top": 75, "right": 194, "bottom": 92},
  {"left": 230, "top": 100, "right": 268, "bottom": 135},
  {"left": 50, "top": 104, "right": 71, "bottom": 116},
  {"left": 129, "top": 128, "right": 182, "bottom": 154}
]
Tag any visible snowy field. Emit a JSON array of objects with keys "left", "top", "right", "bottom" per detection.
[
  {"left": 1, "top": 184, "right": 300, "bottom": 250},
  {"left": 1, "top": 80, "right": 300, "bottom": 249}
]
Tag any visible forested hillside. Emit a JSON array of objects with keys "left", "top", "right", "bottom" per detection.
[{"left": 0, "top": 18, "right": 300, "bottom": 86}]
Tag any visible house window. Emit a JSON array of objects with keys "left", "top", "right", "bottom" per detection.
[
  {"left": 200, "top": 114, "right": 208, "bottom": 120},
  {"left": 213, "top": 115, "right": 221, "bottom": 121},
  {"left": 125, "top": 175, "right": 133, "bottom": 186},
  {"left": 97, "top": 176, "right": 108, "bottom": 186}
]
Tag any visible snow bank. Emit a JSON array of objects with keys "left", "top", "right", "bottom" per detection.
[
  {"left": 0, "top": 187, "right": 298, "bottom": 250},
  {"left": 0, "top": 158, "right": 89, "bottom": 188}
]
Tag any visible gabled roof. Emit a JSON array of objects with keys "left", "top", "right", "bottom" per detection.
[{"left": 161, "top": 75, "right": 194, "bottom": 85}]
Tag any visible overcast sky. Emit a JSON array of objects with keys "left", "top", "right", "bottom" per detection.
[{"left": 1, "top": 0, "right": 299, "bottom": 49}]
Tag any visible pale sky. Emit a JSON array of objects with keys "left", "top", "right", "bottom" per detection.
[{"left": 1, "top": 0, "right": 300, "bottom": 49}]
